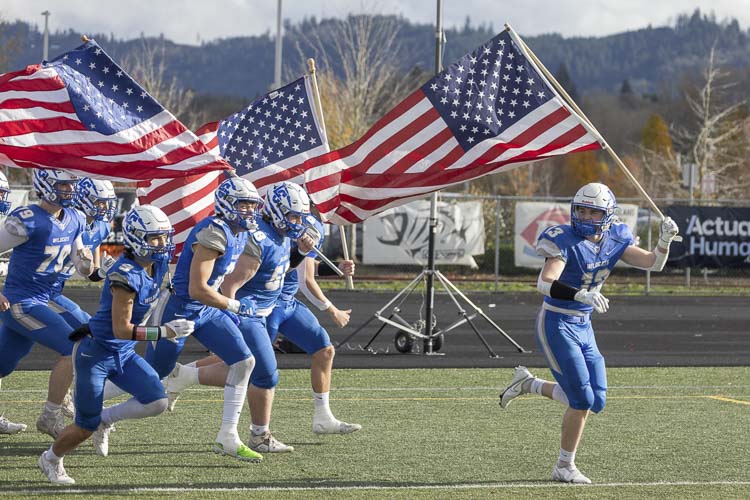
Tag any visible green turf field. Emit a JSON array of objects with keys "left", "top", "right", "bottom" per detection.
[{"left": 1, "top": 367, "right": 749, "bottom": 499}]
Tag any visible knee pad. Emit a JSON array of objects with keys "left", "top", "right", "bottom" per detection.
[
  {"left": 567, "top": 385, "right": 595, "bottom": 411},
  {"left": 590, "top": 389, "right": 607, "bottom": 414},
  {"left": 251, "top": 368, "right": 279, "bottom": 390},
  {"left": 227, "top": 356, "right": 254, "bottom": 389}
]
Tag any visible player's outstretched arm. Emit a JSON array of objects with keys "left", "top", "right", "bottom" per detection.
[
  {"left": 621, "top": 217, "right": 679, "bottom": 272},
  {"left": 298, "top": 257, "right": 352, "bottom": 328}
]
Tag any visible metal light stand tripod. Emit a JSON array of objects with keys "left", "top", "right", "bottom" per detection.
[
  {"left": 337, "top": 0, "right": 529, "bottom": 357},
  {"left": 335, "top": 266, "right": 529, "bottom": 356}
]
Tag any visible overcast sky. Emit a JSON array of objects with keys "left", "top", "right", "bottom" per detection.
[{"left": 3, "top": 0, "right": 749, "bottom": 45}]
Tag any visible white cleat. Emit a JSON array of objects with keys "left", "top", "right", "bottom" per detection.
[
  {"left": 36, "top": 408, "right": 65, "bottom": 438},
  {"left": 92, "top": 422, "right": 114, "bottom": 457},
  {"left": 0, "top": 414, "right": 27, "bottom": 434},
  {"left": 499, "top": 366, "right": 534, "bottom": 409},
  {"left": 552, "top": 464, "right": 592, "bottom": 484},
  {"left": 61, "top": 390, "right": 75, "bottom": 419},
  {"left": 165, "top": 364, "right": 195, "bottom": 412},
  {"left": 38, "top": 453, "right": 75, "bottom": 485},
  {"left": 248, "top": 431, "right": 294, "bottom": 453},
  {"left": 313, "top": 416, "right": 362, "bottom": 435}
]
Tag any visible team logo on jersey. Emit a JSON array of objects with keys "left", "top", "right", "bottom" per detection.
[{"left": 252, "top": 231, "right": 267, "bottom": 242}]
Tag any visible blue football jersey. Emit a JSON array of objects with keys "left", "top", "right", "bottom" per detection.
[
  {"left": 281, "top": 216, "right": 326, "bottom": 297},
  {"left": 51, "top": 217, "right": 112, "bottom": 297},
  {"left": 236, "top": 218, "right": 290, "bottom": 313},
  {"left": 171, "top": 216, "right": 248, "bottom": 311},
  {"left": 3, "top": 205, "right": 86, "bottom": 304},
  {"left": 88, "top": 256, "right": 169, "bottom": 351},
  {"left": 536, "top": 222, "right": 633, "bottom": 313}
]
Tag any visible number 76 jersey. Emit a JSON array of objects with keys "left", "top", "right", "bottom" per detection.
[
  {"left": 3, "top": 205, "right": 86, "bottom": 305},
  {"left": 536, "top": 222, "right": 633, "bottom": 313}
]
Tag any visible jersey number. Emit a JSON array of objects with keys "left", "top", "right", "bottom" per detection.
[
  {"left": 36, "top": 244, "right": 72, "bottom": 273},
  {"left": 265, "top": 262, "right": 290, "bottom": 291},
  {"left": 581, "top": 268, "right": 611, "bottom": 290}
]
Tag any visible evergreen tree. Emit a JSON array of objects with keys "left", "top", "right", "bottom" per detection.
[{"left": 554, "top": 63, "right": 579, "bottom": 103}]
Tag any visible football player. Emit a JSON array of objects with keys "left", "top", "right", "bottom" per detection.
[
  {"left": 144, "top": 177, "right": 263, "bottom": 462},
  {"left": 499, "top": 182, "right": 679, "bottom": 484},
  {"left": 38, "top": 205, "right": 193, "bottom": 485},
  {"left": 0, "top": 169, "right": 92, "bottom": 439}
]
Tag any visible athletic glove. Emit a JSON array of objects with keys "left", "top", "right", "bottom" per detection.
[
  {"left": 164, "top": 319, "right": 195, "bottom": 343},
  {"left": 226, "top": 297, "right": 256, "bottom": 317},
  {"left": 658, "top": 217, "right": 680, "bottom": 247},
  {"left": 97, "top": 251, "right": 117, "bottom": 279},
  {"left": 573, "top": 290, "right": 610, "bottom": 314}
]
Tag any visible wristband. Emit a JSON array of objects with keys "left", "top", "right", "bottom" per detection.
[
  {"left": 319, "top": 300, "right": 332, "bottom": 311},
  {"left": 132, "top": 326, "right": 163, "bottom": 341},
  {"left": 550, "top": 280, "right": 580, "bottom": 301},
  {"left": 88, "top": 268, "right": 104, "bottom": 282}
]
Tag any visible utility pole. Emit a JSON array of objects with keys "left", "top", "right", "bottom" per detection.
[
  {"left": 273, "top": 0, "right": 283, "bottom": 89},
  {"left": 41, "top": 10, "right": 51, "bottom": 61}
]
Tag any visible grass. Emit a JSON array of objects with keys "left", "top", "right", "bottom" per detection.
[{"left": 1, "top": 367, "right": 750, "bottom": 499}]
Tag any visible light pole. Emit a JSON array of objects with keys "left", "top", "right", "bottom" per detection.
[
  {"left": 41, "top": 10, "right": 51, "bottom": 61},
  {"left": 273, "top": 0, "right": 283, "bottom": 89}
]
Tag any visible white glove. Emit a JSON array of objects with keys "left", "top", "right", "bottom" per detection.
[
  {"left": 97, "top": 251, "right": 116, "bottom": 279},
  {"left": 164, "top": 319, "right": 195, "bottom": 343},
  {"left": 658, "top": 217, "right": 679, "bottom": 247},
  {"left": 574, "top": 289, "right": 610, "bottom": 314}
]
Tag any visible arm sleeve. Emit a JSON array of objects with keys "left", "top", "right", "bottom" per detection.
[
  {"left": 0, "top": 224, "right": 29, "bottom": 253},
  {"left": 243, "top": 236, "right": 263, "bottom": 260},
  {"left": 70, "top": 235, "right": 94, "bottom": 275},
  {"left": 535, "top": 238, "right": 564, "bottom": 260},
  {"left": 195, "top": 224, "right": 228, "bottom": 254}
]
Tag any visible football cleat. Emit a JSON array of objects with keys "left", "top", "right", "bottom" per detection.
[
  {"left": 92, "top": 422, "right": 114, "bottom": 457},
  {"left": 36, "top": 408, "right": 65, "bottom": 438},
  {"left": 61, "top": 390, "right": 75, "bottom": 419},
  {"left": 248, "top": 431, "right": 294, "bottom": 453},
  {"left": 312, "top": 416, "right": 362, "bottom": 435},
  {"left": 499, "top": 366, "right": 534, "bottom": 409},
  {"left": 38, "top": 453, "right": 75, "bottom": 485},
  {"left": 212, "top": 441, "right": 264, "bottom": 463},
  {"left": 0, "top": 414, "right": 27, "bottom": 434},
  {"left": 552, "top": 464, "right": 592, "bottom": 484}
]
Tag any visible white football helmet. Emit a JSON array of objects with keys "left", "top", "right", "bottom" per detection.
[
  {"left": 33, "top": 169, "right": 79, "bottom": 207},
  {"left": 122, "top": 205, "right": 175, "bottom": 264},
  {"left": 263, "top": 181, "right": 311, "bottom": 238},
  {"left": 215, "top": 177, "right": 262, "bottom": 231},
  {"left": 570, "top": 182, "right": 617, "bottom": 237},
  {"left": 76, "top": 178, "right": 117, "bottom": 222},
  {"left": 0, "top": 170, "right": 11, "bottom": 215}
]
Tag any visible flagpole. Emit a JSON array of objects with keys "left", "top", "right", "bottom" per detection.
[
  {"left": 307, "top": 58, "right": 355, "bottom": 290},
  {"left": 504, "top": 24, "right": 671, "bottom": 224},
  {"left": 422, "top": 0, "right": 444, "bottom": 355}
]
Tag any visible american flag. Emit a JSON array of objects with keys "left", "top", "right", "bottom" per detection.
[
  {"left": 137, "top": 76, "right": 328, "bottom": 257},
  {"left": 304, "top": 29, "right": 603, "bottom": 224},
  {"left": 0, "top": 39, "right": 229, "bottom": 180}
]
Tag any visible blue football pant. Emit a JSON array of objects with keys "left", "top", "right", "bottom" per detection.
[
  {"left": 237, "top": 315, "right": 278, "bottom": 389},
  {"left": 73, "top": 336, "right": 166, "bottom": 431},
  {"left": 267, "top": 298, "right": 331, "bottom": 354},
  {"left": 535, "top": 307, "right": 607, "bottom": 413},
  {"left": 0, "top": 300, "right": 75, "bottom": 377},
  {"left": 49, "top": 293, "right": 91, "bottom": 330}
]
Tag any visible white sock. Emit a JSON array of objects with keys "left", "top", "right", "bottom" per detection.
[
  {"left": 103, "top": 380, "right": 126, "bottom": 401},
  {"left": 558, "top": 448, "right": 576, "bottom": 467},
  {"left": 221, "top": 384, "right": 246, "bottom": 427},
  {"left": 44, "top": 401, "right": 61, "bottom": 412},
  {"left": 180, "top": 364, "right": 200, "bottom": 386},
  {"left": 251, "top": 423, "right": 269, "bottom": 436},
  {"left": 530, "top": 379, "right": 545, "bottom": 395},
  {"left": 101, "top": 397, "right": 166, "bottom": 425},
  {"left": 185, "top": 360, "right": 198, "bottom": 368},
  {"left": 45, "top": 446, "right": 62, "bottom": 462},
  {"left": 313, "top": 392, "right": 335, "bottom": 420},
  {"left": 552, "top": 385, "right": 570, "bottom": 406}
]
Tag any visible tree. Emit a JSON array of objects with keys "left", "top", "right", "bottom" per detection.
[
  {"left": 638, "top": 113, "right": 682, "bottom": 198},
  {"left": 675, "top": 46, "right": 750, "bottom": 199},
  {"left": 555, "top": 63, "right": 579, "bottom": 103}
]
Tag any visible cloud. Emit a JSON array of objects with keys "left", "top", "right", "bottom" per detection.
[{"left": 3, "top": 0, "right": 749, "bottom": 45}]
